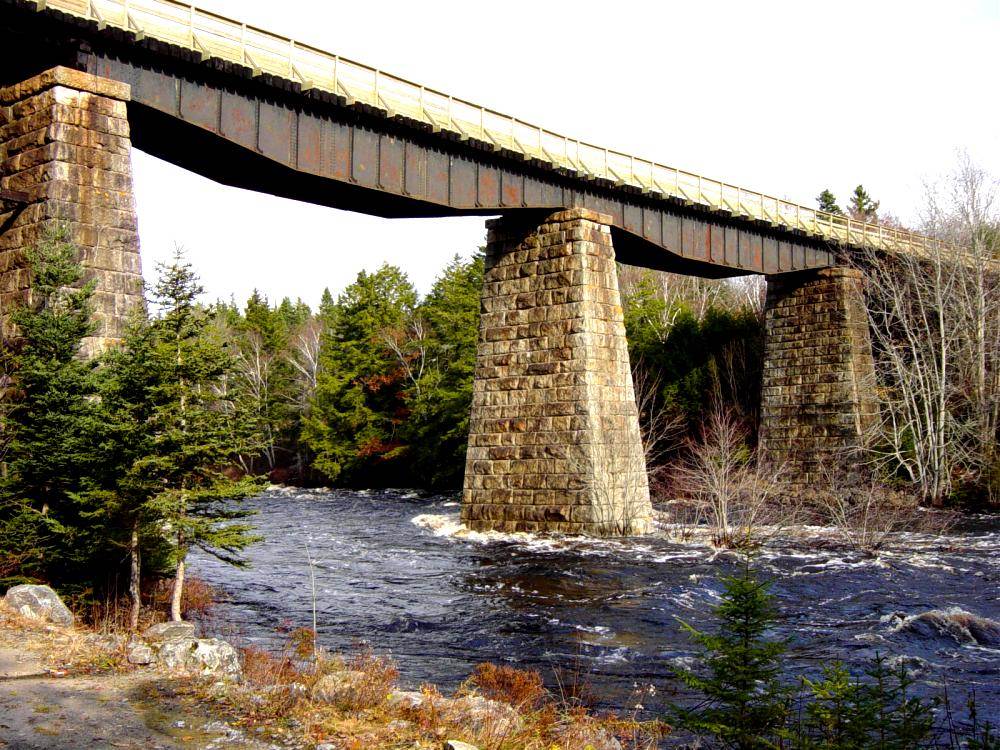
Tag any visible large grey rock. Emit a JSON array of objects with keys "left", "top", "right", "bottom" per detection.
[
  {"left": 126, "top": 641, "right": 154, "bottom": 665},
  {"left": 154, "top": 636, "right": 240, "bottom": 678},
  {"left": 85, "top": 633, "right": 125, "bottom": 651},
  {"left": 143, "top": 621, "right": 196, "bottom": 642},
  {"left": 444, "top": 695, "right": 522, "bottom": 736},
  {"left": 554, "top": 724, "right": 622, "bottom": 750},
  {"left": 890, "top": 608, "right": 1000, "bottom": 647},
  {"left": 3, "top": 584, "right": 73, "bottom": 626},
  {"left": 386, "top": 689, "right": 425, "bottom": 710},
  {"left": 444, "top": 742, "right": 480, "bottom": 750}
]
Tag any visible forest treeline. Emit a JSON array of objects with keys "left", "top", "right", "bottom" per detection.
[{"left": 211, "top": 255, "right": 765, "bottom": 492}]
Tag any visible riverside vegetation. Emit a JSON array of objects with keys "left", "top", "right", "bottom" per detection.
[{"left": 0, "top": 157, "right": 997, "bottom": 747}]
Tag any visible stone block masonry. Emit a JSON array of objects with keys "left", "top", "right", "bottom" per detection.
[
  {"left": 461, "top": 208, "right": 652, "bottom": 536},
  {"left": 759, "top": 267, "right": 878, "bottom": 488},
  {"left": 0, "top": 67, "right": 144, "bottom": 356}
]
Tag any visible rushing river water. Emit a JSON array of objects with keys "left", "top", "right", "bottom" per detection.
[{"left": 190, "top": 488, "right": 1000, "bottom": 723}]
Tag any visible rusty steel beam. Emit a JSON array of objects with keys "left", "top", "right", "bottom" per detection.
[{"left": 0, "top": 0, "right": 838, "bottom": 276}]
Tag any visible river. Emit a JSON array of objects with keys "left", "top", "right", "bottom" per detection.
[{"left": 189, "top": 488, "right": 999, "bottom": 723}]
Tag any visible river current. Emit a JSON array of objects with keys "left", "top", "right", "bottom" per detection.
[{"left": 189, "top": 488, "right": 999, "bottom": 722}]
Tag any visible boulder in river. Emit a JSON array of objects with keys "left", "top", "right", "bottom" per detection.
[
  {"left": 3, "top": 584, "right": 73, "bottom": 626},
  {"left": 889, "top": 607, "right": 1000, "bottom": 647}
]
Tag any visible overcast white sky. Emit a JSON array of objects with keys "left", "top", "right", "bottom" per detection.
[{"left": 131, "top": 0, "right": 1000, "bottom": 309}]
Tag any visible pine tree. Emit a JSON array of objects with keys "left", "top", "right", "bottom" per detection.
[
  {"left": 0, "top": 225, "right": 109, "bottom": 588},
  {"left": 848, "top": 185, "right": 880, "bottom": 222},
  {"left": 403, "top": 253, "right": 483, "bottom": 487},
  {"left": 302, "top": 264, "right": 417, "bottom": 484},
  {"left": 671, "top": 558, "right": 790, "bottom": 749},
  {"left": 137, "top": 249, "right": 261, "bottom": 621},
  {"left": 817, "top": 189, "right": 844, "bottom": 216}
]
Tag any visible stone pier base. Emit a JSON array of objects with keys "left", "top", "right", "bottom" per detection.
[
  {"left": 461, "top": 209, "right": 651, "bottom": 536},
  {"left": 0, "top": 67, "right": 143, "bottom": 355},
  {"left": 759, "top": 267, "right": 878, "bottom": 488}
]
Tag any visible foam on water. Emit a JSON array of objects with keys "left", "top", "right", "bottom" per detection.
[{"left": 189, "top": 488, "right": 1000, "bottom": 724}]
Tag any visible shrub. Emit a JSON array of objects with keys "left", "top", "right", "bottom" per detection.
[{"left": 466, "top": 662, "right": 548, "bottom": 710}]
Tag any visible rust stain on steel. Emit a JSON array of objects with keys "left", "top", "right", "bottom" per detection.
[
  {"left": 642, "top": 208, "right": 660, "bottom": 244},
  {"left": 221, "top": 93, "right": 256, "bottom": 150},
  {"left": 622, "top": 204, "right": 641, "bottom": 235},
  {"left": 404, "top": 144, "right": 426, "bottom": 198},
  {"left": 379, "top": 135, "right": 403, "bottom": 193},
  {"left": 477, "top": 167, "right": 499, "bottom": 208},
  {"left": 427, "top": 151, "right": 449, "bottom": 204},
  {"left": 451, "top": 158, "right": 476, "bottom": 208},
  {"left": 352, "top": 129, "right": 377, "bottom": 188},
  {"left": 330, "top": 122, "right": 350, "bottom": 181},
  {"left": 297, "top": 114, "right": 323, "bottom": 176},
  {"left": 82, "top": 54, "right": 835, "bottom": 277},
  {"left": 179, "top": 79, "right": 218, "bottom": 131},
  {"left": 259, "top": 101, "right": 293, "bottom": 164}
]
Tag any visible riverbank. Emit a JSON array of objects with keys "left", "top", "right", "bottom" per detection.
[
  {"left": 0, "top": 591, "right": 663, "bottom": 750},
  {"left": 0, "top": 606, "right": 285, "bottom": 749}
]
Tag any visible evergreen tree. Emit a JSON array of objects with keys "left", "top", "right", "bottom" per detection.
[
  {"left": 817, "top": 189, "right": 844, "bottom": 216},
  {"left": 303, "top": 264, "right": 417, "bottom": 484},
  {"left": 0, "top": 226, "right": 109, "bottom": 589},
  {"left": 137, "top": 249, "right": 261, "bottom": 621},
  {"left": 403, "top": 253, "right": 483, "bottom": 487},
  {"left": 848, "top": 185, "right": 880, "bottom": 222},
  {"left": 92, "top": 311, "right": 173, "bottom": 628},
  {"left": 671, "top": 558, "right": 790, "bottom": 749}
]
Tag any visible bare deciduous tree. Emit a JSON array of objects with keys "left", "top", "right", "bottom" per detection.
[
  {"left": 232, "top": 330, "right": 278, "bottom": 470},
  {"left": 631, "top": 358, "right": 685, "bottom": 480},
  {"left": 672, "top": 407, "right": 788, "bottom": 548},
  {"left": 287, "top": 317, "right": 322, "bottom": 413},
  {"left": 380, "top": 314, "right": 429, "bottom": 395},
  {"left": 856, "top": 154, "right": 999, "bottom": 505}
]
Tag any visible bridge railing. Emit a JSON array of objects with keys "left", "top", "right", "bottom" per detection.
[{"left": 38, "top": 0, "right": 947, "bottom": 258}]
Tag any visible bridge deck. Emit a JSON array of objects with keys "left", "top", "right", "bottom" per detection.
[{"left": 24, "top": 0, "right": 942, "bottom": 260}]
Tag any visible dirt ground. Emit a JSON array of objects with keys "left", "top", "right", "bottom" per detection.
[{"left": 0, "top": 620, "right": 282, "bottom": 750}]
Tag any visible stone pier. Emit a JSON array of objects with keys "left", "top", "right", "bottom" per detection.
[
  {"left": 461, "top": 208, "right": 652, "bottom": 536},
  {"left": 0, "top": 67, "right": 143, "bottom": 354},
  {"left": 759, "top": 267, "right": 878, "bottom": 488}
]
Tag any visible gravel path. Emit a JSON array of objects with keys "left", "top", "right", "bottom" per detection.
[{"left": 0, "top": 644, "right": 278, "bottom": 750}]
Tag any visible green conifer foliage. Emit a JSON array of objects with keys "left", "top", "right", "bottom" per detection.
[
  {"left": 848, "top": 185, "right": 880, "bottom": 222},
  {"left": 136, "top": 249, "right": 261, "bottom": 621},
  {"left": 302, "top": 264, "right": 418, "bottom": 484},
  {"left": 0, "top": 226, "right": 107, "bottom": 588},
  {"left": 817, "top": 189, "right": 844, "bottom": 216},
  {"left": 672, "top": 558, "right": 790, "bottom": 748},
  {"left": 403, "top": 253, "right": 484, "bottom": 488}
]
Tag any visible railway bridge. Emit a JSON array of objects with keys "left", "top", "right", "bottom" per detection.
[{"left": 0, "top": 0, "right": 937, "bottom": 535}]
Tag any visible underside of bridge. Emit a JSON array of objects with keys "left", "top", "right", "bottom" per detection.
[{"left": 0, "top": 0, "right": 880, "bottom": 535}]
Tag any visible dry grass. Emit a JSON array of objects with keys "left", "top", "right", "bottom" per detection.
[
  {"left": 150, "top": 576, "right": 218, "bottom": 621},
  {"left": 0, "top": 605, "right": 130, "bottom": 675},
  {"left": 200, "top": 637, "right": 667, "bottom": 750},
  {"left": 463, "top": 662, "right": 547, "bottom": 711}
]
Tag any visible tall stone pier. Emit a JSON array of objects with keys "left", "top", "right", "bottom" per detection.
[
  {"left": 759, "top": 267, "right": 878, "bottom": 488},
  {"left": 461, "top": 208, "right": 652, "bottom": 536},
  {"left": 0, "top": 67, "right": 143, "bottom": 354}
]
